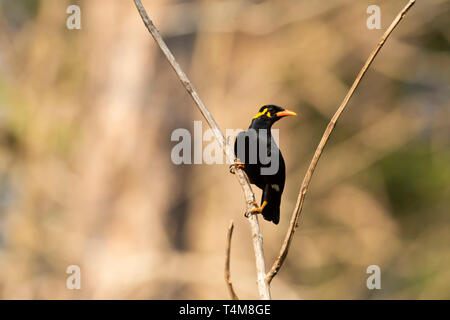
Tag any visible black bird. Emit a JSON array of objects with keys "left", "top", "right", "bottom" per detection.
[{"left": 231, "top": 105, "right": 296, "bottom": 224}]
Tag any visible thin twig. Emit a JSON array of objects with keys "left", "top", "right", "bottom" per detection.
[
  {"left": 133, "top": 0, "right": 271, "bottom": 299},
  {"left": 265, "top": 0, "right": 416, "bottom": 284},
  {"left": 225, "top": 221, "right": 239, "bottom": 300}
]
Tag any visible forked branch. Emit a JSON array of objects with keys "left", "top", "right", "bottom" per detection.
[{"left": 133, "top": 0, "right": 415, "bottom": 298}]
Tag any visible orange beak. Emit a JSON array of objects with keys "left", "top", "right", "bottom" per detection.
[{"left": 276, "top": 109, "right": 297, "bottom": 117}]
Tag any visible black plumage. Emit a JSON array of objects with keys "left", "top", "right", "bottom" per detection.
[{"left": 233, "top": 105, "right": 296, "bottom": 224}]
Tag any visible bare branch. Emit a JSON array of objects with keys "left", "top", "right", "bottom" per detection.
[
  {"left": 225, "top": 221, "right": 239, "bottom": 300},
  {"left": 133, "top": 0, "right": 270, "bottom": 299},
  {"left": 265, "top": 0, "right": 416, "bottom": 284}
]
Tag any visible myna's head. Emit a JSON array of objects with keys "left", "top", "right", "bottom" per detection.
[{"left": 252, "top": 105, "right": 297, "bottom": 126}]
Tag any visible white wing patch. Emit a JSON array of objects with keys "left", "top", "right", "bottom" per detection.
[{"left": 271, "top": 184, "right": 280, "bottom": 192}]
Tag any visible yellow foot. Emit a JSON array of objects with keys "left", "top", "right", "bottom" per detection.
[
  {"left": 244, "top": 201, "right": 267, "bottom": 217},
  {"left": 229, "top": 161, "right": 245, "bottom": 174}
]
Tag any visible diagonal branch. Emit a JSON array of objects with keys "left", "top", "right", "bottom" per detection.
[
  {"left": 265, "top": 0, "right": 416, "bottom": 284},
  {"left": 225, "top": 221, "right": 239, "bottom": 300},
  {"left": 133, "top": 0, "right": 270, "bottom": 299}
]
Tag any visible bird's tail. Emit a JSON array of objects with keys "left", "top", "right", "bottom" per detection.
[{"left": 262, "top": 201, "right": 280, "bottom": 225}]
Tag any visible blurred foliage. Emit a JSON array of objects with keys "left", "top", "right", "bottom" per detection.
[
  {"left": 0, "top": 0, "right": 449, "bottom": 299},
  {"left": 377, "top": 144, "right": 450, "bottom": 217}
]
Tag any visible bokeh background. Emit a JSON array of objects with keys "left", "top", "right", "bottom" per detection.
[{"left": 0, "top": 0, "right": 449, "bottom": 299}]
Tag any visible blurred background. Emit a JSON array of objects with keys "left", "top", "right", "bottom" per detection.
[{"left": 0, "top": 0, "right": 449, "bottom": 299}]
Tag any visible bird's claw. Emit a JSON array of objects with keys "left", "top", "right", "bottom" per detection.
[
  {"left": 245, "top": 202, "right": 262, "bottom": 217},
  {"left": 229, "top": 161, "right": 245, "bottom": 174}
]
